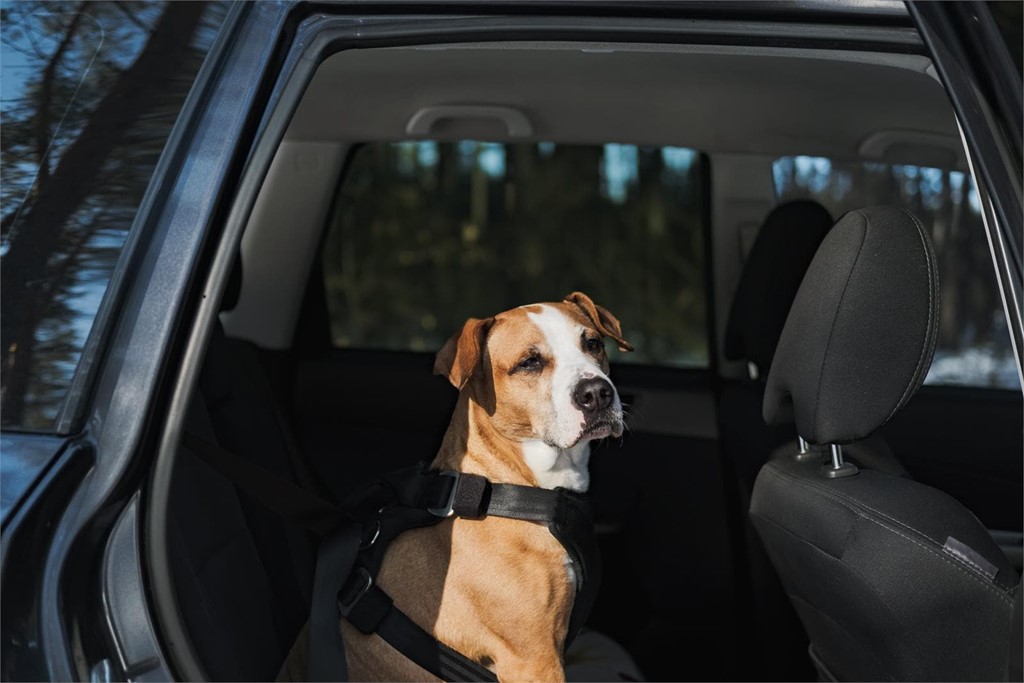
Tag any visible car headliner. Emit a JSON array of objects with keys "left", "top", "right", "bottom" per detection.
[{"left": 287, "top": 42, "right": 964, "bottom": 167}]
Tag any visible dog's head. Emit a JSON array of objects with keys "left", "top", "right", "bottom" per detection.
[{"left": 434, "top": 292, "right": 632, "bottom": 449}]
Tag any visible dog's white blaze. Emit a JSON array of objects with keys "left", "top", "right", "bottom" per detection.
[
  {"left": 520, "top": 305, "right": 621, "bottom": 486},
  {"left": 528, "top": 305, "right": 593, "bottom": 444}
]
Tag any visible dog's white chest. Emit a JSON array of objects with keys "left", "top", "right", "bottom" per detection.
[{"left": 520, "top": 440, "right": 591, "bottom": 492}]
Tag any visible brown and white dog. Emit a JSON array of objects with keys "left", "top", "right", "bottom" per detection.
[{"left": 282, "top": 292, "right": 631, "bottom": 682}]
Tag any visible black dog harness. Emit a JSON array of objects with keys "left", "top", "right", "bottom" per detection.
[
  {"left": 182, "top": 433, "right": 601, "bottom": 683},
  {"left": 308, "top": 464, "right": 601, "bottom": 682}
]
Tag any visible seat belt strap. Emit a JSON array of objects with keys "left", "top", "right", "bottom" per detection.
[
  {"left": 308, "top": 524, "right": 361, "bottom": 681},
  {"left": 181, "top": 432, "right": 341, "bottom": 536}
]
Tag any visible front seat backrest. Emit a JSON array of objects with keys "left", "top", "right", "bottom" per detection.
[
  {"left": 721, "top": 200, "right": 835, "bottom": 488},
  {"left": 719, "top": 201, "right": 906, "bottom": 680},
  {"left": 750, "top": 206, "right": 1018, "bottom": 681},
  {"left": 720, "top": 200, "right": 907, "bottom": 489},
  {"left": 724, "top": 199, "right": 834, "bottom": 379},
  {"left": 761, "top": 205, "right": 938, "bottom": 445}
]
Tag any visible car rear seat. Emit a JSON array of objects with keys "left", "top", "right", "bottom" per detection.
[
  {"left": 168, "top": 255, "right": 317, "bottom": 680},
  {"left": 169, "top": 321, "right": 316, "bottom": 680}
]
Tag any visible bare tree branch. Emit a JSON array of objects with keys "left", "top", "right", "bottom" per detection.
[
  {"left": 35, "top": 1, "right": 91, "bottom": 184},
  {"left": 111, "top": 1, "right": 153, "bottom": 33},
  {"left": 0, "top": 37, "right": 43, "bottom": 61},
  {"left": 8, "top": 10, "right": 51, "bottom": 61}
]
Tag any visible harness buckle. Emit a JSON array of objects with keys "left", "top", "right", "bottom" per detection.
[
  {"left": 359, "top": 506, "right": 387, "bottom": 549},
  {"left": 337, "top": 567, "right": 373, "bottom": 617},
  {"left": 427, "top": 471, "right": 460, "bottom": 517},
  {"left": 359, "top": 519, "right": 381, "bottom": 549}
]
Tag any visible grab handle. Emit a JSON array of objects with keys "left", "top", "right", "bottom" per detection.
[{"left": 406, "top": 105, "right": 534, "bottom": 138}]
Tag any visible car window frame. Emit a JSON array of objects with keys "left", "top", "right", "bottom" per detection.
[{"left": 908, "top": 1, "right": 1024, "bottom": 390}]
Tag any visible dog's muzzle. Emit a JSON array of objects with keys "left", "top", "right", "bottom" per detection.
[{"left": 572, "top": 377, "right": 623, "bottom": 439}]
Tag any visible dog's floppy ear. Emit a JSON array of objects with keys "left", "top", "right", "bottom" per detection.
[
  {"left": 434, "top": 317, "right": 494, "bottom": 390},
  {"left": 564, "top": 291, "right": 634, "bottom": 352}
]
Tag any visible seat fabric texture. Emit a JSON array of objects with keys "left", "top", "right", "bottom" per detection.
[
  {"left": 724, "top": 199, "right": 835, "bottom": 377},
  {"left": 168, "top": 322, "right": 315, "bottom": 681},
  {"left": 750, "top": 206, "right": 1019, "bottom": 681},
  {"left": 719, "top": 201, "right": 906, "bottom": 679},
  {"left": 762, "top": 206, "right": 938, "bottom": 444},
  {"left": 722, "top": 200, "right": 909, "bottom": 491},
  {"left": 752, "top": 454, "right": 1016, "bottom": 681}
]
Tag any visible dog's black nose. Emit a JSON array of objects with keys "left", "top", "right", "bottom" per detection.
[{"left": 572, "top": 377, "right": 614, "bottom": 415}]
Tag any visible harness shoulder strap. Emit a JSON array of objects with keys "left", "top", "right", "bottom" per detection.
[
  {"left": 339, "top": 574, "right": 498, "bottom": 682},
  {"left": 548, "top": 490, "right": 601, "bottom": 646},
  {"left": 308, "top": 524, "right": 361, "bottom": 681}
]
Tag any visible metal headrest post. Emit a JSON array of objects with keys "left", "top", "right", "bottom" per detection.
[
  {"left": 822, "top": 443, "right": 858, "bottom": 478},
  {"left": 794, "top": 436, "right": 818, "bottom": 462}
]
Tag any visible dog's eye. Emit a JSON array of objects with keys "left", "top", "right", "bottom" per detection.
[
  {"left": 517, "top": 355, "right": 544, "bottom": 372},
  {"left": 584, "top": 337, "right": 604, "bottom": 354}
]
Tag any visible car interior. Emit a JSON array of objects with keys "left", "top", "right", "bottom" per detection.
[{"left": 158, "top": 37, "right": 1022, "bottom": 682}]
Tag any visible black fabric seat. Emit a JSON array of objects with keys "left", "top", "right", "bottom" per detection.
[
  {"left": 721, "top": 200, "right": 834, "bottom": 493},
  {"left": 719, "top": 200, "right": 907, "bottom": 679},
  {"left": 168, "top": 263, "right": 316, "bottom": 680},
  {"left": 749, "top": 206, "right": 1020, "bottom": 681},
  {"left": 169, "top": 400, "right": 288, "bottom": 681},
  {"left": 721, "top": 199, "right": 908, "bottom": 488},
  {"left": 724, "top": 200, "right": 834, "bottom": 382},
  {"left": 169, "top": 324, "right": 316, "bottom": 680}
]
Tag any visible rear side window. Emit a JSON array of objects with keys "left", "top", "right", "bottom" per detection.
[
  {"left": 773, "top": 156, "right": 1020, "bottom": 390},
  {"left": 321, "top": 141, "right": 709, "bottom": 368},
  {"left": 1, "top": 2, "right": 226, "bottom": 430}
]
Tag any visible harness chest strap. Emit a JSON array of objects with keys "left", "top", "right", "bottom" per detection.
[{"left": 318, "top": 468, "right": 601, "bottom": 682}]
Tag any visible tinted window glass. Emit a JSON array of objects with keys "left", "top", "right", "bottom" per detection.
[
  {"left": 773, "top": 156, "right": 1019, "bottom": 390},
  {"left": 322, "top": 141, "right": 708, "bottom": 367},
  {"left": 1, "top": 2, "right": 226, "bottom": 430}
]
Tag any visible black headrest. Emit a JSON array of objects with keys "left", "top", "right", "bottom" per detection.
[
  {"left": 724, "top": 200, "right": 833, "bottom": 375},
  {"left": 763, "top": 206, "right": 939, "bottom": 444}
]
